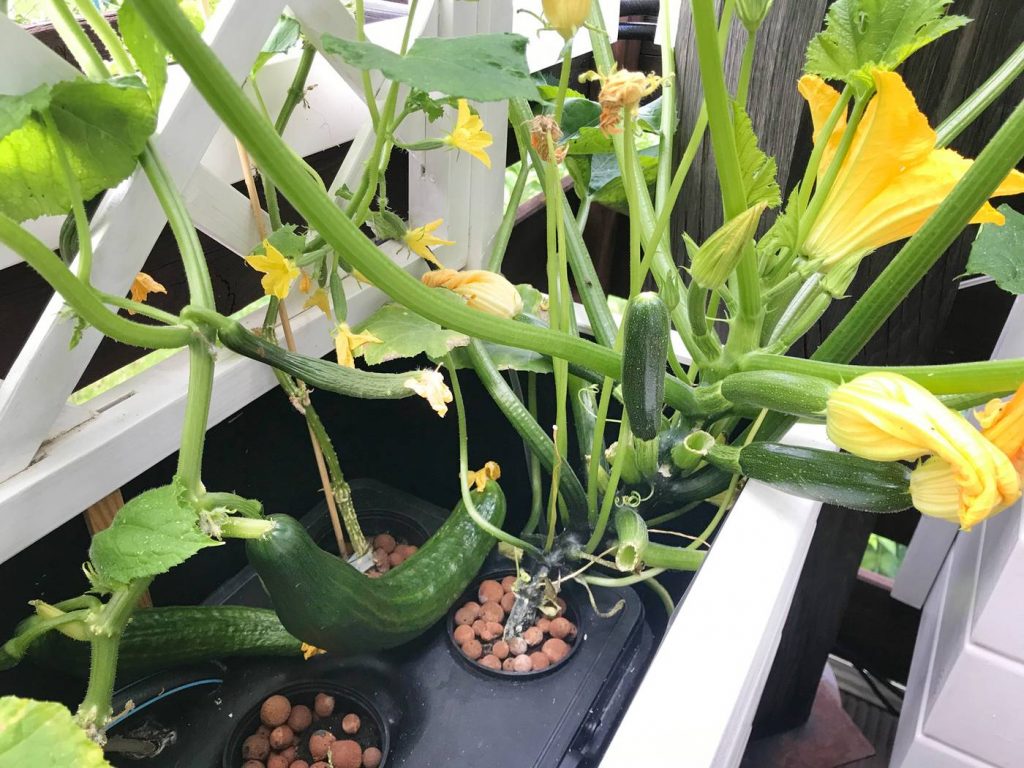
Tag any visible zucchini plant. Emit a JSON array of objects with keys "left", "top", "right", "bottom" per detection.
[{"left": 1, "top": 0, "right": 1024, "bottom": 758}]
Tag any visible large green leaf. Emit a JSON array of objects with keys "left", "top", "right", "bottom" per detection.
[
  {"left": 355, "top": 303, "right": 469, "bottom": 365},
  {"left": 89, "top": 484, "right": 220, "bottom": 588},
  {"left": 805, "top": 0, "right": 969, "bottom": 93},
  {"left": 0, "top": 85, "right": 51, "bottom": 141},
  {"left": 253, "top": 15, "right": 302, "bottom": 74},
  {"left": 0, "top": 697, "right": 112, "bottom": 768},
  {"left": 965, "top": 204, "right": 1024, "bottom": 294},
  {"left": 0, "top": 78, "right": 155, "bottom": 221},
  {"left": 322, "top": 33, "right": 535, "bottom": 102},
  {"left": 734, "top": 102, "right": 781, "bottom": 209},
  {"left": 560, "top": 98, "right": 601, "bottom": 140},
  {"left": 590, "top": 147, "right": 660, "bottom": 214},
  {"left": 119, "top": 0, "right": 168, "bottom": 106}
]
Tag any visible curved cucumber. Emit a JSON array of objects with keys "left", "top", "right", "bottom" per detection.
[
  {"left": 621, "top": 293, "right": 669, "bottom": 440},
  {"left": 247, "top": 483, "right": 506, "bottom": 654},
  {"left": 23, "top": 606, "right": 302, "bottom": 677}
]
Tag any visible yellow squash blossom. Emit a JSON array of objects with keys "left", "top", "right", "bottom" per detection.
[
  {"left": 912, "top": 384, "right": 1024, "bottom": 528},
  {"left": 405, "top": 369, "right": 453, "bottom": 417},
  {"left": 581, "top": 68, "right": 662, "bottom": 136},
  {"left": 333, "top": 322, "right": 381, "bottom": 368},
  {"left": 542, "top": 0, "right": 591, "bottom": 40},
  {"left": 421, "top": 268, "right": 524, "bottom": 319},
  {"left": 827, "top": 372, "right": 1021, "bottom": 530},
  {"left": 245, "top": 241, "right": 300, "bottom": 300},
  {"left": 442, "top": 99, "right": 493, "bottom": 169},
  {"left": 128, "top": 272, "right": 166, "bottom": 313},
  {"left": 402, "top": 219, "right": 454, "bottom": 267},
  {"left": 800, "top": 70, "right": 1024, "bottom": 272},
  {"left": 467, "top": 460, "right": 501, "bottom": 492}
]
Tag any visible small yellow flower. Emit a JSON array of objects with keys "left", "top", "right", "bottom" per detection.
[
  {"left": 442, "top": 99, "right": 493, "bottom": 169},
  {"left": 421, "top": 268, "right": 524, "bottom": 319},
  {"left": 300, "top": 642, "right": 325, "bottom": 660},
  {"left": 245, "top": 241, "right": 300, "bottom": 300},
  {"left": 827, "top": 372, "right": 1021, "bottom": 530},
  {"left": 404, "top": 369, "right": 453, "bottom": 418},
  {"left": 302, "top": 288, "right": 332, "bottom": 318},
  {"left": 800, "top": 70, "right": 1024, "bottom": 273},
  {"left": 128, "top": 272, "right": 166, "bottom": 313},
  {"left": 581, "top": 68, "right": 662, "bottom": 136},
  {"left": 333, "top": 322, "right": 382, "bottom": 368},
  {"left": 467, "top": 460, "right": 501, "bottom": 491},
  {"left": 402, "top": 219, "right": 455, "bottom": 267},
  {"left": 542, "top": 0, "right": 591, "bottom": 40}
]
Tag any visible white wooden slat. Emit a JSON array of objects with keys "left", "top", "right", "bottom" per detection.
[
  {"left": 601, "top": 424, "right": 831, "bottom": 768},
  {"left": 0, "top": 242, "right": 467, "bottom": 564},
  {"left": 0, "top": 0, "right": 288, "bottom": 483},
  {"left": 183, "top": 166, "right": 268, "bottom": 257}
]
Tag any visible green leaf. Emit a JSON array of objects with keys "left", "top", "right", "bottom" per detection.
[
  {"left": 0, "top": 85, "right": 51, "bottom": 141},
  {"left": 805, "top": 0, "right": 969, "bottom": 93},
  {"left": 590, "top": 147, "right": 660, "bottom": 214},
  {"left": 253, "top": 15, "right": 302, "bottom": 74},
  {"left": 255, "top": 224, "right": 306, "bottom": 261},
  {"left": 734, "top": 102, "right": 781, "bottom": 209},
  {"left": 407, "top": 90, "right": 454, "bottom": 123},
  {"left": 89, "top": 483, "right": 220, "bottom": 587},
  {"left": 322, "top": 33, "right": 535, "bottom": 102},
  {"left": 0, "top": 697, "right": 112, "bottom": 767},
  {"left": 516, "top": 283, "right": 545, "bottom": 315},
  {"left": 119, "top": 0, "right": 168, "bottom": 106},
  {"left": 560, "top": 98, "right": 601, "bottom": 139},
  {"left": 567, "top": 125, "right": 615, "bottom": 156},
  {"left": 0, "top": 78, "right": 156, "bottom": 222},
  {"left": 965, "top": 205, "right": 1024, "bottom": 294},
  {"left": 637, "top": 96, "right": 666, "bottom": 132},
  {"left": 354, "top": 304, "right": 469, "bottom": 365},
  {"left": 536, "top": 84, "right": 587, "bottom": 104}
]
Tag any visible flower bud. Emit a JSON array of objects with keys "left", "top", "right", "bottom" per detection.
[
  {"left": 689, "top": 202, "right": 767, "bottom": 290},
  {"left": 421, "top": 268, "right": 524, "bottom": 319},
  {"left": 542, "top": 0, "right": 591, "bottom": 41},
  {"left": 737, "top": 0, "right": 774, "bottom": 32}
]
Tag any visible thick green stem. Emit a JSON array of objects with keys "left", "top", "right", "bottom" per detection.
[
  {"left": 178, "top": 342, "right": 213, "bottom": 496},
  {"left": 643, "top": 541, "right": 706, "bottom": 571},
  {"left": 488, "top": 155, "right": 531, "bottom": 271},
  {"left": 586, "top": 416, "right": 632, "bottom": 553},
  {"left": 217, "top": 517, "right": 277, "bottom": 539},
  {"left": 814, "top": 97, "right": 1024, "bottom": 366},
  {"left": 936, "top": 41, "right": 1024, "bottom": 149},
  {"left": 71, "top": 0, "right": 134, "bottom": 73},
  {"left": 553, "top": 48, "right": 573, "bottom": 125},
  {"left": 0, "top": 214, "right": 191, "bottom": 349},
  {"left": 42, "top": 0, "right": 107, "bottom": 79},
  {"left": 522, "top": 373, "right": 544, "bottom": 535},
  {"left": 795, "top": 86, "right": 852, "bottom": 213},
  {"left": 741, "top": 352, "right": 1024, "bottom": 394},
  {"left": 98, "top": 292, "right": 180, "bottom": 325},
  {"left": 354, "top": 0, "right": 381, "bottom": 127}
]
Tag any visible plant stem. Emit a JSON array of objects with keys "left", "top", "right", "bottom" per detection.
[
  {"left": 579, "top": 568, "right": 666, "bottom": 587},
  {"left": 795, "top": 86, "right": 852, "bottom": 213},
  {"left": 936, "top": 41, "right": 1024, "bottom": 149},
  {"left": 217, "top": 516, "right": 277, "bottom": 539},
  {"left": 643, "top": 577, "right": 675, "bottom": 615},
  {"left": 587, "top": 376, "right": 615, "bottom": 522},
  {"left": 178, "top": 341, "right": 213, "bottom": 496},
  {"left": 814, "top": 97, "right": 1024, "bottom": 366},
  {"left": 98, "top": 292, "right": 180, "bottom": 325},
  {"left": 586, "top": 416, "right": 632, "bottom": 553},
  {"left": 0, "top": 214, "right": 191, "bottom": 349},
  {"left": 447, "top": 356, "right": 542, "bottom": 557},
  {"left": 735, "top": 29, "right": 756, "bottom": 107},
  {"left": 523, "top": 373, "right": 544, "bottom": 535},
  {"left": 42, "top": 0, "right": 107, "bottom": 79},
  {"left": 71, "top": 0, "right": 134, "bottom": 73},
  {"left": 488, "top": 156, "right": 530, "bottom": 271},
  {"left": 354, "top": 0, "right": 381, "bottom": 128},
  {"left": 553, "top": 47, "right": 573, "bottom": 125},
  {"left": 42, "top": 109, "right": 94, "bottom": 282}
]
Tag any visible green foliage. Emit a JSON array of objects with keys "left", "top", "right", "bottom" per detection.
[
  {"left": 322, "top": 33, "right": 535, "bottom": 102},
  {"left": 0, "top": 77, "right": 155, "bottom": 221},
  {"left": 690, "top": 202, "right": 768, "bottom": 290},
  {"left": 805, "top": 0, "right": 969, "bottom": 94},
  {"left": 965, "top": 204, "right": 1024, "bottom": 294},
  {"left": 253, "top": 15, "right": 301, "bottom": 75},
  {"left": 354, "top": 304, "right": 469, "bottom": 365},
  {"left": 0, "top": 696, "right": 112, "bottom": 767},
  {"left": 861, "top": 533, "right": 907, "bottom": 578},
  {"left": 89, "top": 483, "right": 220, "bottom": 589},
  {"left": 733, "top": 103, "right": 781, "bottom": 209},
  {"left": 559, "top": 97, "right": 601, "bottom": 140},
  {"left": 119, "top": 0, "right": 168, "bottom": 106},
  {"left": 0, "top": 85, "right": 51, "bottom": 141},
  {"left": 406, "top": 90, "right": 455, "bottom": 123}
]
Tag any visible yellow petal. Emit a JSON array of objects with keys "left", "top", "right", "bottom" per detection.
[
  {"left": 421, "top": 268, "right": 523, "bottom": 319},
  {"left": 467, "top": 460, "right": 502, "bottom": 491},
  {"left": 245, "top": 242, "right": 299, "bottom": 300},
  {"left": 542, "top": 0, "right": 591, "bottom": 39},
  {"left": 797, "top": 74, "right": 847, "bottom": 178},
  {"left": 403, "top": 219, "right": 454, "bottom": 265},
  {"left": 129, "top": 272, "right": 167, "bottom": 310},
  {"left": 979, "top": 383, "right": 1024, "bottom": 467},
  {"left": 404, "top": 370, "right": 453, "bottom": 417},
  {"left": 443, "top": 100, "right": 493, "bottom": 169},
  {"left": 300, "top": 642, "right": 325, "bottom": 660},
  {"left": 333, "top": 322, "right": 382, "bottom": 368},
  {"left": 302, "top": 288, "right": 332, "bottom": 318}
]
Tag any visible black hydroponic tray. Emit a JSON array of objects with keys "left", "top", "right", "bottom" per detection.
[{"left": 106, "top": 480, "right": 654, "bottom": 768}]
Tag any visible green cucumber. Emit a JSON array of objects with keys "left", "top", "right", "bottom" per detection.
[
  {"left": 247, "top": 483, "right": 506, "bottom": 654},
  {"left": 715, "top": 442, "right": 913, "bottom": 513},
  {"left": 621, "top": 293, "right": 670, "bottom": 440},
  {"left": 21, "top": 606, "right": 302, "bottom": 678},
  {"left": 214, "top": 317, "right": 417, "bottom": 400}
]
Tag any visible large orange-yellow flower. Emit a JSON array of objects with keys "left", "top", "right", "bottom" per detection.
[
  {"left": 800, "top": 70, "right": 1024, "bottom": 272},
  {"left": 826, "top": 372, "right": 1021, "bottom": 530},
  {"left": 421, "top": 268, "right": 524, "bottom": 319},
  {"left": 442, "top": 99, "right": 493, "bottom": 169}
]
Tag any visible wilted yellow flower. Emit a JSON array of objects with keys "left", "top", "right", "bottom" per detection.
[
  {"left": 302, "top": 288, "right": 331, "bottom": 318},
  {"left": 245, "top": 241, "right": 300, "bottom": 300},
  {"left": 421, "top": 268, "right": 524, "bottom": 319},
  {"left": 975, "top": 384, "right": 1024, "bottom": 469},
  {"left": 529, "top": 115, "right": 566, "bottom": 163},
  {"left": 442, "top": 99, "right": 493, "bottom": 168},
  {"left": 300, "top": 642, "right": 325, "bottom": 660},
  {"left": 800, "top": 70, "right": 1024, "bottom": 273},
  {"left": 581, "top": 68, "right": 662, "bottom": 136},
  {"left": 405, "top": 369, "right": 453, "bottom": 417},
  {"left": 467, "top": 460, "right": 501, "bottom": 491},
  {"left": 827, "top": 372, "right": 1020, "bottom": 530},
  {"left": 333, "top": 322, "right": 381, "bottom": 368},
  {"left": 128, "top": 272, "right": 166, "bottom": 313},
  {"left": 543, "top": 0, "right": 590, "bottom": 40},
  {"left": 402, "top": 219, "right": 455, "bottom": 267}
]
